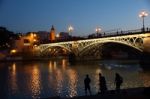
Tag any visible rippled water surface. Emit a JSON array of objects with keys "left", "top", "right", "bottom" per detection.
[{"left": 0, "top": 59, "right": 150, "bottom": 98}]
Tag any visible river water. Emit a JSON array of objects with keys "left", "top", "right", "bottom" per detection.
[{"left": 0, "top": 59, "right": 150, "bottom": 99}]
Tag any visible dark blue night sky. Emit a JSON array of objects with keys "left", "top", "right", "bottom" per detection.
[{"left": 0, "top": 0, "right": 150, "bottom": 36}]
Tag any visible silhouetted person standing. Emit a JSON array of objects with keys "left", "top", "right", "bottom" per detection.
[
  {"left": 146, "top": 27, "right": 149, "bottom": 32},
  {"left": 84, "top": 74, "right": 91, "bottom": 95},
  {"left": 99, "top": 73, "right": 107, "bottom": 94},
  {"left": 115, "top": 73, "right": 123, "bottom": 93}
]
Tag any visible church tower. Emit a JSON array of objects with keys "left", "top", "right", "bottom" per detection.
[{"left": 49, "top": 25, "right": 56, "bottom": 42}]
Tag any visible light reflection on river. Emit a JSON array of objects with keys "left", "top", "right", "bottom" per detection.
[
  {"left": 8, "top": 63, "right": 18, "bottom": 95},
  {"left": 0, "top": 59, "right": 150, "bottom": 98},
  {"left": 30, "top": 65, "right": 41, "bottom": 99}
]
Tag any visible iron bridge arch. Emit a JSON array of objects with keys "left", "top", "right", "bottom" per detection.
[
  {"left": 79, "top": 40, "right": 143, "bottom": 57},
  {"left": 36, "top": 33, "right": 150, "bottom": 57}
]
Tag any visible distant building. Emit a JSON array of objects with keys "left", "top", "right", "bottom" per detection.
[
  {"left": 13, "top": 32, "right": 38, "bottom": 56},
  {"left": 49, "top": 25, "right": 56, "bottom": 42},
  {"left": 36, "top": 31, "right": 49, "bottom": 43},
  {"left": 59, "top": 32, "right": 70, "bottom": 40}
]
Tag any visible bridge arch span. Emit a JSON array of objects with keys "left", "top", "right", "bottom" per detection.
[
  {"left": 40, "top": 45, "right": 72, "bottom": 55},
  {"left": 79, "top": 40, "right": 143, "bottom": 57}
]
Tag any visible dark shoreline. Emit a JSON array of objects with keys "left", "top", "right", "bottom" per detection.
[
  {"left": 0, "top": 57, "right": 68, "bottom": 62},
  {"left": 0, "top": 58, "right": 147, "bottom": 64},
  {"left": 43, "top": 87, "right": 150, "bottom": 99}
]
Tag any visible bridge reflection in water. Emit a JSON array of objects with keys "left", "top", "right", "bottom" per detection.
[{"left": 0, "top": 58, "right": 149, "bottom": 98}]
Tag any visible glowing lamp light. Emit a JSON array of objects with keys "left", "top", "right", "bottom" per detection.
[
  {"left": 34, "top": 44, "right": 37, "bottom": 47},
  {"left": 10, "top": 49, "right": 17, "bottom": 54},
  {"left": 30, "top": 33, "right": 34, "bottom": 38},
  {"left": 33, "top": 39, "right": 37, "bottom": 42},
  {"left": 68, "top": 25, "right": 74, "bottom": 33},
  {"left": 139, "top": 11, "right": 148, "bottom": 18},
  {"left": 95, "top": 27, "right": 101, "bottom": 33},
  {"left": 139, "top": 11, "right": 148, "bottom": 32},
  {"left": 33, "top": 34, "right": 37, "bottom": 37},
  {"left": 56, "top": 34, "right": 60, "bottom": 38}
]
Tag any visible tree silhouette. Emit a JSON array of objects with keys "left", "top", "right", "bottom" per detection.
[{"left": 0, "top": 27, "right": 19, "bottom": 50}]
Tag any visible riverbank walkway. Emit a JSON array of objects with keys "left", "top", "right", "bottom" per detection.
[{"left": 46, "top": 87, "right": 150, "bottom": 99}]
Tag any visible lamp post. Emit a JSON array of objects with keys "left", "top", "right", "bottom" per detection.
[
  {"left": 139, "top": 11, "right": 148, "bottom": 32},
  {"left": 95, "top": 27, "right": 101, "bottom": 37},
  {"left": 56, "top": 34, "right": 60, "bottom": 42},
  {"left": 68, "top": 25, "right": 74, "bottom": 38}
]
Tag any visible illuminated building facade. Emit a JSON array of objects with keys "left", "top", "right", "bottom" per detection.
[
  {"left": 49, "top": 25, "right": 56, "bottom": 42},
  {"left": 59, "top": 32, "right": 70, "bottom": 41},
  {"left": 13, "top": 32, "right": 38, "bottom": 56}
]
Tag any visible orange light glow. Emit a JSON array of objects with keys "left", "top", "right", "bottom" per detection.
[
  {"left": 10, "top": 49, "right": 17, "bottom": 54},
  {"left": 33, "top": 34, "right": 37, "bottom": 37},
  {"left": 33, "top": 39, "right": 37, "bottom": 42}
]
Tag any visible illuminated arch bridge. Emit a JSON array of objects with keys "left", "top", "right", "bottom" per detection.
[{"left": 35, "top": 33, "right": 150, "bottom": 57}]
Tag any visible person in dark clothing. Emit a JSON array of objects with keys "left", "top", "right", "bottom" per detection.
[
  {"left": 115, "top": 73, "right": 123, "bottom": 93},
  {"left": 99, "top": 73, "right": 107, "bottom": 94},
  {"left": 84, "top": 74, "right": 91, "bottom": 95}
]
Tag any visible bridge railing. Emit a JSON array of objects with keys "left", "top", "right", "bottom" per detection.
[
  {"left": 88, "top": 28, "right": 150, "bottom": 39},
  {"left": 40, "top": 28, "right": 150, "bottom": 44}
]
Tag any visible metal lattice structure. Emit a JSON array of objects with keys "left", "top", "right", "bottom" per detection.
[{"left": 35, "top": 33, "right": 150, "bottom": 56}]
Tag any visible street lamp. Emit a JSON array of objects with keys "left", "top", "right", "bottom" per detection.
[
  {"left": 139, "top": 11, "right": 148, "bottom": 32},
  {"left": 95, "top": 27, "right": 101, "bottom": 37},
  {"left": 68, "top": 25, "right": 74, "bottom": 37},
  {"left": 56, "top": 34, "right": 60, "bottom": 38},
  {"left": 56, "top": 34, "right": 60, "bottom": 42}
]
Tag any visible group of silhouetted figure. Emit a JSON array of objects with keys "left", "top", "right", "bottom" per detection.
[{"left": 84, "top": 73, "right": 123, "bottom": 95}]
